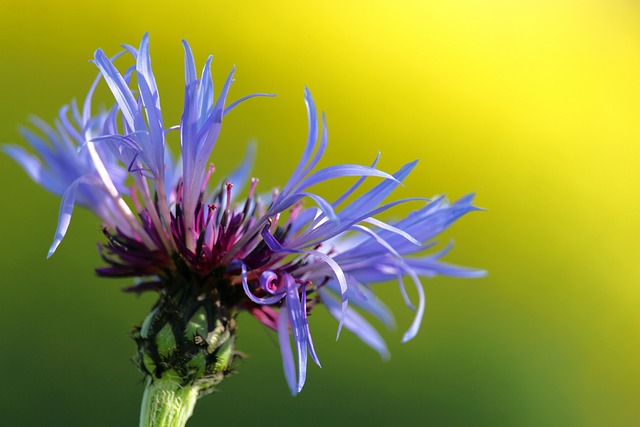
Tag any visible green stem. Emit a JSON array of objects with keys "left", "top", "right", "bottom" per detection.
[
  {"left": 135, "top": 285, "right": 238, "bottom": 427},
  {"left": 139, "top": 374, "right": 199, "bottom": 427}
]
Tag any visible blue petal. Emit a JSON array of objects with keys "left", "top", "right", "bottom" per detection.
[
  {"left": 47, "top": 175, "right": 99, "bottom": 258},
  {"left": 319, "top": 288, "right": 390, "bottom": 360},
  {"left": 181, "top": 40, "right": 198, "bottom": 86},
  {"left": 136, "top": 33, "right": 158, "bottom": 103},
  {"left": 240, "top": 263, "right": 285, "bottom": 305},
  {"left": 401, "top": 272, "right": 426, "bottom": 343},
  {"left": 93, "top": 49, "right": 138, "bottom": 129},
  {"left": 363, "top": 217, "right": 421, "bottom": 246},
  {"left": 337, "top": 160, "right": 417, "bottom": 223},
  {"left": 324, "top": 279, "right": 396, "bottom": 330},
  {"left": 261, "top": 226, "right": 349, "bottom": 339},
  {"left": 294, "top": 164, "right": 398, "bottom": 196},
  {"left": 280, "top": 87, "right": 319, "bottom": 197},
  {"left": 300, "top": 110, "right": 328, "bottom": 178},
  {"left": 28, "top": 116, "right": 60, "bottom": 147},
  {"left": 306, "top": 249, "right": 349, "bottom": 339},
  {"left": 302, "top": 290, "right": 321, "bottom": 367},
  {"left": 58, "top": 106, "right": 83, "bottom": 144},
  {"left": 3, "top": 145, "right": 46, "bottom": 186},
  {"left": 277, "top": 303, "right": 298, "bottom": 395},
  {"left": 333, "top": 152, "right": 381, "bottom": 207},
  {"left": 136, "top": 73, "right": 164, "bottom": 174},
  {"left": 284, "top": 275, "right": 308, "bottom": 393},
  {"left": 277, "top": 192, "right": 338, "bottom": 224},
  {"left": 197, "top": 56, "right": 214, "bottom": 127},
  {"left": 224, "top": 93, "right": 276, "bottom": 116}
]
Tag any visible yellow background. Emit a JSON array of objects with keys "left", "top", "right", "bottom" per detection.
[{"left": 0, "top": 0, "right": 638, "bottom": 425}]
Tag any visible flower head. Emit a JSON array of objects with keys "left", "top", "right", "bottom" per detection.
[{"left": 4, "top": 34, "right": 484, "bottom": 395}]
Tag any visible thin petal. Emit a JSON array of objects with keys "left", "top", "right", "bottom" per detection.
[
  {"left": 294, "top": 164, "right": 398, "bottom": 196},
  {"left": 284, "top": 276, "right": 308, "bottom": 393},
  {"left": 240, "top": 262, "right": 284, "bottom": 305},
  {"left": 93, "top": 49, "right": 138, "bottom": 128},
  {"left": 280, "top": 87, "right": 319, "bottom": 197},
  {"left": 333, "top": 152, "right": 381, "bottom": 207},
  {"left": 278, "top": 303, "right": 298, "bottom": 395},
  {"left": 47, "top": 175, "right": 99, "bottom": 258},
  {"left": 224, "top": 93, "right": 276, "bottom": 116},
  {"left": 3, "top": 145, "right": 45, "bottom": 186},
  {"left": 320, "top": 289, "right": 390, "bottom": 360},
  {"left": 401, "top": 271, "right": 426, "bottom": 343}
]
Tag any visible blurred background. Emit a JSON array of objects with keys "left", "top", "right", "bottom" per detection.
[{"left": 0, "top": 0, "right": 638, "bottom": 425}]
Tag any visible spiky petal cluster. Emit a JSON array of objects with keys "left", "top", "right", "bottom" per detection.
[{"left": 4, "top": 34, "right": 484, "bottom": 395}]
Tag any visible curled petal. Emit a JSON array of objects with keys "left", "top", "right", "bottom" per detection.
[
  {"left": 240, "top": 263, "right": 284, "bottom": 305},
  {"left": 259, "top": 270, "right": 280, "bottom": 294}
]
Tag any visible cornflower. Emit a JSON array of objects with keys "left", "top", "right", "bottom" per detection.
[{"left": 4, "top": 34, "right": 484, "bottom": 427}]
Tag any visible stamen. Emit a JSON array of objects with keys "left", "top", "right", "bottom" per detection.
[
  {"left": 270, "top": 213, "right": 281, "bottom": 232},
  {"left": 248, "top": 178, "right": 259, "bottom": 199},
  {"left": 205, "top": 204, "right": 217, "bottom": 229},
  {"left": 86, "top": 141, "right": 156, "bottom": 249},
  {"left": 202, "top": 163, "right": 216, "bottom": 193},
  {"left": 225, "top": 182, "right": 234, "bottom": 217},
  {"left": 284, "top": 201, "right": 303, "bottom": 227},
  {"left": 206, "top": 204, "right": 219, "bottom": 247},
  {"left": 130, "top": 185, "right": 142, "bottom": 211}
]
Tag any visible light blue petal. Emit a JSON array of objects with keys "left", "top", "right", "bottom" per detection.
[
  {"left": 240, "top": 262, "right": 285, "bottom": 305},
  {"left": 197, "top": 56, "right": 214, "bottom": 127},
  {"left": 224, "top": 93, "right": 276, "bottom": 116},
  {"left": 302, "top": 289, "right": 321, "bottom": 367},
  {"left": 261, "top": 226, "right": 349, "bottom": 339},
  {"left": 401, "top": 272, "right": 426, "bottom": 343},
  {"left": 278, "top": 303, "right": 298, "bottom": 395},
  {"left": 300, "top": 110, "right": 327, "bottom": 178},
  {"left": 294, "top": 164, "right": 398, "bottom": 196},
  {"left": 319, "top": 288, "right": 390, "bottom": 360},
  {"left": 93, "top": 49, "right": 138, "bottom": 129},
  {"left": 136, "top": 33, "right": 158, "bottom": 103},
  {"left": 47, "top": 175, "right": 100, "bottom": 258},
  {"left": 284, "top": 276, "right": 308, "bottom": 393},
  {"left": 3, "top": 145, "right": 46, "bottom": 186},
  {"left": 333, "top": 152, "right": 381, "bottom": 207},
  {"left": 363, "top": 217, "right": 421, "bottom": 246},
  {"left": 58, "top": 106, "right": 83, "bottom": 144},
  {"left": 136, "top": 73, "right": 164, "bottom": 175},
  {"left": 406, "top": 257, "right": 487, "bottom": 279},
  {"left": 337, "top": 160, "right": 417, "bottom": 222},
  {"left": 181, "top": 40, "right": 197, "bottom": 86},
  {"left": 279, "top": 192, "right": 338, "bottom": 224},
  {"left": 280, "top": 87, "right": 319, "bottom": 197},
  {"left": 324, "top": 279, "right": 396, "bottom": 330},
  {"left": 305, "top": 249, "right": 349, "bottom": 339},
  {"left": 28, "top": 116, "right": 60, "bottom": 148}
]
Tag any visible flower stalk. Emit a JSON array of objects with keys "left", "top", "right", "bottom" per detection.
[
  {"left": 135, "top": 272, "right": 238, "bottom": 426},
  {"left": 139, "top": 375, "right": 199, "bottom": 427}
]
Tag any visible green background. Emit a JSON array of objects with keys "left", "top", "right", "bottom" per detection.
[{"left": 1, "top": 1, "right": 638, "bottom": 425}]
